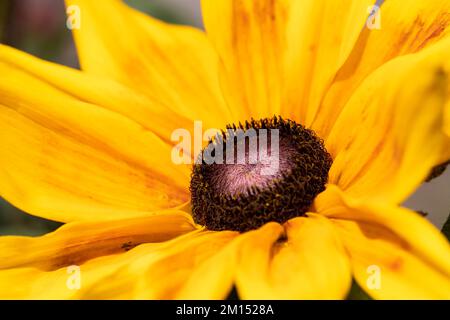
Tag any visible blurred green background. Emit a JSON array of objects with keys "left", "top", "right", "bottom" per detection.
[{"left": 0, "top": 0, "right": 449, "bottom": 236}]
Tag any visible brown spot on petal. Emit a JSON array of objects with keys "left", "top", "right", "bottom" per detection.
[
  {"left": 389, "top": 257, "right": 404, "bottom": 272},
  {"left": 413, "top": 13, "right": 450, "bottom": 52},
  {"left": 395, "top": 13, "right": 450, "bottom": 55}
]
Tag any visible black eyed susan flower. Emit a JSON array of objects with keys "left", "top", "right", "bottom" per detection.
[{"left": 0, "top": 0, "right": 450, "bottom": 299}]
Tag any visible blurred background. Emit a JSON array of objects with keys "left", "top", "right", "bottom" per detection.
[{"left": 0, "top": 0, "right": 449, "bottom": 236}]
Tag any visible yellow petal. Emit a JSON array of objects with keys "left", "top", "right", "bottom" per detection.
[
  {"left": 316, "top": 185, "right": 450, "bottom": 299},
  {"left": 0, "top": 213, "right": 200, "bottom": 299},
  {"left": 202, "top": 0, "right": 374, "bottom": 121},
  {"left": 326, "top": 39, "right": 450, "bottom": 204},
  {"left": 0, "top": 210, "right": 196, "bottom": 271},
  {"left": 0, "top": 245, "right": 145, "bottom": 299},
  {"left": 0, "top": 44, "right": 193, "bottom": 142},
  {"left": 201, "top": 0, "right": 290, "bottom": 119},
  {"left": 0, "top": 229, "right": 237, "bottom": 299},
  {"left": 0, "top": 58, "right": 190, "bottom": 222},
  {"left": 235, "top": 220, "right": 351, "bottom": 299},
  {"left": 283, "top": 0, "right": 375, "bottom": 124},
  {"left": 313, "top": 0, "right": 450, "bottom": 138},
  {"left": 137, "top": 230, "right": 239, "bottom": 299},
  {"left": 66, "top": 0, "right": 234, "bottom": 127},
  {"left": 72, "top": 230, "right": 238, "bottom": 299}
]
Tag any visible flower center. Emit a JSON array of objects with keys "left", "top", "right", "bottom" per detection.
[{"left": 190, "top": 117, "right": 332, "bottom": 232}]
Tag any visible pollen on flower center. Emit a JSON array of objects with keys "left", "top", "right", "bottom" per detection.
[{"left": 190, "top": 116, "right": 332, "bottom": 232}]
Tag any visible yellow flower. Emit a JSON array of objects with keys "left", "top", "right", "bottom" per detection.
[{"left": 1, "top": 0, "right": 450, "bottom": 300}]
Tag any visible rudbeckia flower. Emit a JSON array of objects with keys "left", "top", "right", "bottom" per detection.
[{"left": 0, "top": 0, "right": 450, "bottom": 300}]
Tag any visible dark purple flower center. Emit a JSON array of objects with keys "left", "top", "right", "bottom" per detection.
[{"left": 190, "top": 117, "right": 332, "bottom": 232}]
